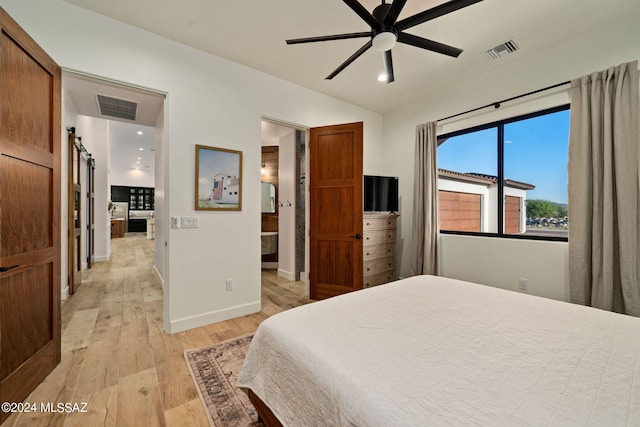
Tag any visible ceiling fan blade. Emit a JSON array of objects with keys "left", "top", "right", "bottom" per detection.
[
  {"left": 384, "top": 0, "right": 408, "bottom": 26},
  {"left": 382, "top": 50, "right": 395, "bottom": 83},
  {"left": 286, "top": 32, "right": 370, "bottom": 45},
  {"left": 342, "top": 0, "right": 379, "bottom": 28},
  {"left": 326, "top": 40, "right": 372, "bottom": 80},
  {"left": 397, "top": 32, "right": 463, "bottom": 57},
  {"left": 396, "top": 0, "right": 483, "bottom": 31}
]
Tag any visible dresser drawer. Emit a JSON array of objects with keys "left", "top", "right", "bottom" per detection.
[
  {"left": 364, "top": 256, "right": 395, "bottom": 276},
  {"left": 363, "top": 243, "right": 395, "bottom": 261},
  {"left": 363, "top": 270, "right": 396, "bottom": 288},
  {"left": 363, "top": 217, "right": 396, "bottom": 230},
  {"left": 363, "top": 229, "right": 396, "bottom": 245}
]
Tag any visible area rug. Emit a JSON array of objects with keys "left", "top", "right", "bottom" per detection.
[{"left": 184, "top": 333, "right": 263, "bottom": 427}]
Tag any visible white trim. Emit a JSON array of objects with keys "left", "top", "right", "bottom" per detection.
[
  {"left": 167, "top": 301, "right": 261, "bottom": 334},
  {"left": 153, "top": 264, "right": 164, "bottom": 290},
  {"left": 261, "top": 116, "right": 309, "bottom": 132},
  {"left": 277, "top": 268, "right": 295, "bottom": 281},
  {"left": 94, "top": 254, "right": 109, "bottom": 263},
  {"left": 61, "top": 285, "right": 69, "bottom": 300},
  {"left": 62, "top": 67, "right": 168, "bottom": 96}
]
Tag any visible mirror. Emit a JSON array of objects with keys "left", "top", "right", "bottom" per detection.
[{"left": 261, "top": 182, "right": 276, "bottom": 213}]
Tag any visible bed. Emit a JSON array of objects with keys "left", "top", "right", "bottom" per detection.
[{"left": 237, "top": 275, "right": 640, "bottom": 426}]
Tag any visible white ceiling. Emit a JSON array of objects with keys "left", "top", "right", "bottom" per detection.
[
  {"left": 63, "top": 0, "right": 640, "bottom": 114},
  {"left": 63, "top": 72, "right": 161, "bottom": 177},
  {"left": 109, "top": 121, "right": 156, "bottom": 173}
]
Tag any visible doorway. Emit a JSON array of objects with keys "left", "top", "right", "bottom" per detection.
[
  {"left": 61, "top": 71, "right": 167, "bottom": 300},
  {"left": 260, "top": 119, "right": 307, "bottom": 286}
]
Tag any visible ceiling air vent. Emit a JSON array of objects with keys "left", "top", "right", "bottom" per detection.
[
  {"left": 486, "top": 39, "right": 519, "bottom": 60},
  {"left": 96, "top": 94, "right": 138, "bottom": 121}
]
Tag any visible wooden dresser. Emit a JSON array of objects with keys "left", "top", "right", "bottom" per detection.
[{"left": 363, "top": 213, "right": 397, "bottom": 288}]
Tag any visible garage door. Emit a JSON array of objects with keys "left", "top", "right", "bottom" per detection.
[{"left": 438, "top": 191, "right": 481, "bottom": 232}]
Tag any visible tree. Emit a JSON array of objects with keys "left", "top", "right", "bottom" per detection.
[{"left": 526, "top": 199, "right": 561, "bottom": 218}]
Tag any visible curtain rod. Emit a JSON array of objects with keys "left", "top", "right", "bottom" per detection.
[{"left": 437, "top": 80, "right": 571, "bottom": 123}]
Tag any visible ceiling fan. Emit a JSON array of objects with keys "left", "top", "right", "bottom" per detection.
[{"left": 286, "top": 0, "right": 483, "bottom": 83}]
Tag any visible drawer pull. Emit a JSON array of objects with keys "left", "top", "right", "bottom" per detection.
[
  {"left": 366, "top": 252, "right": 370, "bottom": 256},
  {"left": 366, "top": 222, "right": 370, "bottom": 225},
  {"left": 366, "top": 268, "right": 370, "bottom": 271}
]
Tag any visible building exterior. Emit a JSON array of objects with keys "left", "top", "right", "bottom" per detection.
[{"left": 438, "top": 169, "right": 535, "bottom": 234}]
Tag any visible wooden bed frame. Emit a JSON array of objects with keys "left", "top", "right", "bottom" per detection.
[{"left": 247, "top": 390, "right": 283, "bottom": 427}]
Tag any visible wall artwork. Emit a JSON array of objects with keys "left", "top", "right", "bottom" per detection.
[{"left": 195, "top": 144, "right": 243, "bottom": 211}]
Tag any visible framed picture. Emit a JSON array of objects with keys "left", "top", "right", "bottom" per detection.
[{"left": 195, "top": 144, "right": 243, "bottom": 211}]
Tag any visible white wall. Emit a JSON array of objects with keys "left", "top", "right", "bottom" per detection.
[
  {"left": 110, "top": 168, "right": 155, "bottom": 188},
  {"left": 155, "top": 103, "right": 166, "bottom": 285},
  {"left": 382, "top": 11, "right": 640, "bottom": 301},
  {"left": 1, "top": 0, "right": 384, "bottom": 333},
  {"left": 76, "top": 116, "right": 111, "bottom": 264},
  {"left": 277, "top": 130, "right": 296, "bottom": 280}
]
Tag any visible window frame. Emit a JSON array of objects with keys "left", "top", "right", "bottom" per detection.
[{"left": 437, "top": 104, "right": 570, "bottom": 242}]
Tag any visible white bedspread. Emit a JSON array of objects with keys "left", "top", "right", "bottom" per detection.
[{"left": 237, "top": 275, "right": 640, "bottom": 426}]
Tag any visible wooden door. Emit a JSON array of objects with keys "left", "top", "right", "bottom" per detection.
[
  {"left": 0, "top": 8, "right": 61, "bottom": 421},
  {"left": 309, "top": 122, "right": 363, "bottom": 300}
]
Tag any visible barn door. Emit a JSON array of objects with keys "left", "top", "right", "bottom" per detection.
[
  {"left": 0, "top": 8, "right": 61, "bottom": 421},
  {"left": 309, "top": 122, "right": 363, "bottom": 300},
  {"left": 87, "top": 157, "right": 95, "bottom": 269},
  {"left": 68, "top": 130, "right": 82, "bottom": 294}
]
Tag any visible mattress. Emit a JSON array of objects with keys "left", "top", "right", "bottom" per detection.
[{"left": 237, "top": 275, "right": 640, "bottom": 426}]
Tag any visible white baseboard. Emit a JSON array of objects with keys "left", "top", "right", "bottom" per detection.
[
  {"left": 61, "top": 285, "right": 69, "bottom": 300},
  {"left": 277, "top": 268, "right": 295, "bottom": 281},
  {"left": 94, "top": 254, "right": 109, "bottom": 262},
  {"left": 167, "top": 301, "right": 260, "bottom": 334},
  {"left": 153, "top": 265, "right": 164, "bottom": 290},
  {"left": 300, "top": 271, "right": 308, "bottom": 282}
]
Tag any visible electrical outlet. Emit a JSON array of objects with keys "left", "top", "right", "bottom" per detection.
[
  {"left": 518, "top": 278, "right": 528, "bottom": 291},
  {"left": 226, "top": 279, "right": 234, "bottom": 291},
  {"left": 171, "top": 216, "right": 180, "bottom": 229}
]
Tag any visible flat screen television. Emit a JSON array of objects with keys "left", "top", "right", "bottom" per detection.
[{"left": 364, "top": 175, "right": 399, "bottom": 213}]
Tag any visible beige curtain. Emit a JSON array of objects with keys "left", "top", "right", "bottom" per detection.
[
  {"left": 568, "top": 60, "right": 640, "bottom": 316},
  {"left": 411, "top": 122, "right": 438, "bottom": 276}
]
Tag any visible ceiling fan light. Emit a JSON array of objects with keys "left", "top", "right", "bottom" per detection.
[
  {"left": 372, "top": 32, "right": 397, "bottom": 52},
  {"left": 377, "top": 73, "right": 389, "bottom": 82}
]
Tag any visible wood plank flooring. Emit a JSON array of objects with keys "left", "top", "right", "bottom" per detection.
[{"left": 6, "top": 233, "right": 311, "bottom": 426}]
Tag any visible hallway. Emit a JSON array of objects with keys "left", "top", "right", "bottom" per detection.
[{"left": 7, "top": 234, "right": 310, "bottom": 427}]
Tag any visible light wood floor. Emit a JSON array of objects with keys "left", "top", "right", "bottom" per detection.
[{"left": 6, "top": 234, "right": 311, "bottom": 427}]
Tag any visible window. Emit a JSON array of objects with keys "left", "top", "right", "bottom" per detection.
[{"left": 437, "top": 105, "right": 570, "bottom": 240}]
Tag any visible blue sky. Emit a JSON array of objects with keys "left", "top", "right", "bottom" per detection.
[{"left": 438, "top": 109, "right": 570, "bottom": 204}]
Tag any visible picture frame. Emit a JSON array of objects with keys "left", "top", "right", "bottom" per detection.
[{"left": 195, "top": 144, "right": 243, "bottom": 211}]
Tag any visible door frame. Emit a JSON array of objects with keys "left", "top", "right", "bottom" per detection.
[{"left": 260, "top": 117, "right": 365, "bottom": 299}]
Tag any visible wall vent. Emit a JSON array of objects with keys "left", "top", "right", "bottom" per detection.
[
  {"left": 96, "top": 94, "right": 138, "bottom": 121},
  {"left": 486, "top": 39, "right": 520, "bottom": 60}
]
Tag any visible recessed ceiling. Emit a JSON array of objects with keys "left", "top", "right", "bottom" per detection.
[
  {"left": 63, "top": 0, "right": 640, "bottom": 113},
  {"left": 63, "top": 72, "right": 164, "bottom": 126},
  {"left": 63, "top": 72, "right": 162, "bottom": 179}
]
